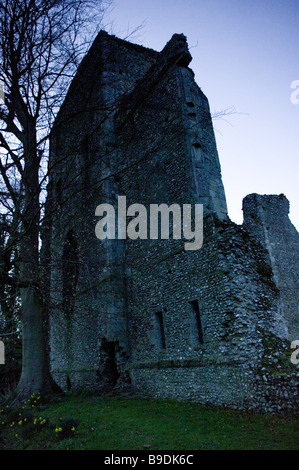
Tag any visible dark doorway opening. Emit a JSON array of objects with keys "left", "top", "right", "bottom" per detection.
[
  {"left": 66, "top": 375, "right": 72, "bottom": 391},
  {"left": 97, "top": 338, "right": 120, "bottom": 391}
]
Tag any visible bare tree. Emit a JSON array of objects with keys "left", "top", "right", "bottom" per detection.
[{"left": 0, "top": 0, "right": 111, "bottom": 397}]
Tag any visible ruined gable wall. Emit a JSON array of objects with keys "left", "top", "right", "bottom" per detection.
[{"left": 116, "top": 34, "right": 227, "bottom": 221}]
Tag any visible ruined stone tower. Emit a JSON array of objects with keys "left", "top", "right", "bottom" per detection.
[{"left": 47, "top": 31, "right": 299, "bottom": 413}]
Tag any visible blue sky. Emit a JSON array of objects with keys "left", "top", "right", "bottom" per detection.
[{"left": 108, "top": 0, "right": 299, "bottom": 229}]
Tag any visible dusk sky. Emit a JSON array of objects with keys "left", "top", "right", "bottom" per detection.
[{"left": 108, "top": 0, "right": 299, "bottom": 229}]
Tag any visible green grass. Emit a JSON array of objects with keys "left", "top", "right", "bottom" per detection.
[{"left": 1, "top": 393, "right": 298, "bottom": 450}]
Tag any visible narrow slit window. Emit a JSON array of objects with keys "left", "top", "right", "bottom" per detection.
[
  {"left": 155, "top": 311, "right": 166, "bottom": 350},
  {"left": 189, "top": 300, "right": 204, "bottom": 345}
]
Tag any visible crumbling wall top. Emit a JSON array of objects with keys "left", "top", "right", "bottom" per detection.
[{"left": 243, "top": 193, "right": 290, "bottom": 219}]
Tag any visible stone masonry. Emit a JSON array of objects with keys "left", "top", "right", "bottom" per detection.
[{"left": 46, "top": 31, "right": 299, "bottom": 414}]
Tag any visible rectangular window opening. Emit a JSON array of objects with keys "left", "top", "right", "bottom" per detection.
[
  {"left": 155, "top": 311, "right": 166, "bottom": 350},
  {"left": 189, "top": 300, "right": 204, "bottom": 345}
]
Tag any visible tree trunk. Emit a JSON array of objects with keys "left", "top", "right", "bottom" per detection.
[
  {"left": 16, "top": 287, "right": 60, "bottom": 396},
  {"left": 15, "top": 123, "right": 60, "bottom": 398}
]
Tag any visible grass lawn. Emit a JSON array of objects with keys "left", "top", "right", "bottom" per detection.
[{"left": 0, "top": 393, "right": 298, "bottom": 450}]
